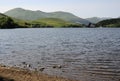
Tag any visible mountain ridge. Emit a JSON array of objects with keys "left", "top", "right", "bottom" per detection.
[
  {"left": 86, "top": 17, "right": 111, "bottom": 23},
  {"left": 4, "top": 8, "right": 90, "bottom": 25}
]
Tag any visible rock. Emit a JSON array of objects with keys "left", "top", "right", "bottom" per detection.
[
  {"left": 58, "top": 65, "right": 62, "bottom": 68},
  {"left": 21, "top": 62, "right": 32, "bottom": 69},
  {"left": 39, "top": 67, "right": 45, "bottom": 72},
  {"left": 53, "top": 65, "right": 62, "bottom": 69},
  {"left": 62, "top": 70, "right": 65, "bottom": 72},
  {"left": 0, "top": 64, "right": 6, "bottom": 67},
  {"left": 26, "top": 64, "right": 31, "bottom": 68},
  {"left": 22, "top": 62, "right": 26, "bottom": 65}
]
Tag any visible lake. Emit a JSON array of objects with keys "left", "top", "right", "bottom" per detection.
[{"left": 0, "top": 28, "right": 120, "bottom": 81}]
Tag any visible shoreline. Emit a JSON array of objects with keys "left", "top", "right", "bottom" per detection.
[{"left": 0, "top": 64, "right": 77, "bottom": 81}]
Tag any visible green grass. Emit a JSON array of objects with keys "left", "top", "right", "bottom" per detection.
[{"left": 33, "top": 18, "right": 71, "bottom": 27}]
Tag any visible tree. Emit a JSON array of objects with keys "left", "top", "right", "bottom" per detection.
[{"left": 0, "top": 15, "right": 17, "bottom": 29}]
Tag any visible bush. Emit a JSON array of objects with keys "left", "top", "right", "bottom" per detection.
[{"left": 0, "top": 14, "right": 18, "bottom": 29}]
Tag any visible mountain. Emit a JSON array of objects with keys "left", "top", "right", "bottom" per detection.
[
  {"left": 96, "top": 18, "right": 120, "bottom": 27},
  {"left": 4, "top": 8, "right": 90, "bottom": 25},
  {"left": 0, "top": 13, "right": 82, "bottom": 28},
  {"left": 86, "top": 17, "right": 111, "bottom": 23},
  {"left": 49, "top": 11, "right": 90, "bottom": 25},
  {"left": 0, "top": 13, "right": 18, "bottom": 29}
]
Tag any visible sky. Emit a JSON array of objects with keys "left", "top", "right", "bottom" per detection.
[{"left": 0, "top": 0, "right": 120, "bottom": 18}]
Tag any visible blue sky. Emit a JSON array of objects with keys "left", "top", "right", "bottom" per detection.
[{"left": 0, "top": 0, "right": 120, "bottom": 18}]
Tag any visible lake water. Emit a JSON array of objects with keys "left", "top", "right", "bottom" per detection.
[{"left": 0, "top": 28, "right": 120, "bottom": 81}]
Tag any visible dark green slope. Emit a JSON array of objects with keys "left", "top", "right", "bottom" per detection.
[
  {"left": 96, "top": 18, "right": 120, "bottom": 27},
  {"left": 4, "top": 8, "right": 90, "bottom": 25},
  {"left": 0, "top": 13, "right": 18, "bottom": 29}
]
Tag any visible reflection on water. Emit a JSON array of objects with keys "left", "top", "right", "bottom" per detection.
[{"left": 0, "top": 28, "right": 120, "bottom": 81}]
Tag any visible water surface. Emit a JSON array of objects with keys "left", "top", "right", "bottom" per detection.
[{"left": 0, "top": 28, "right": 120, "bottom": 81}]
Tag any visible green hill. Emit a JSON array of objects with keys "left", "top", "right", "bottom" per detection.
[
  {"left": 96, "top": 18, "right": 120, "bottom": 27},
  {"left": 12, "top": 18, "right": 32, "bottom": 28},
  {"left": 0, "top": 13, "right": 18, "bottom": 29},
  {"left": 0, "top": 13, "right": 81, "bottom": 28},
  {"left": 32, "top": 18, "right": 81, "bottom": 27},
  {"left": 4, "top": 8, "right": 90, "bottom": 25}
]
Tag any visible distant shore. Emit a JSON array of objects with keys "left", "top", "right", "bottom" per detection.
[{"left": 0, "top": 64, "right": 76, "bottom": 81}]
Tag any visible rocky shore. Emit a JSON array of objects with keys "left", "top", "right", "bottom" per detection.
[{"left": 0, "top": 64, "right": 76, "bottom": 81}]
